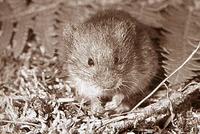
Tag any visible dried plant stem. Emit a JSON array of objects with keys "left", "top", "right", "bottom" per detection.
[
  {"left": 130, "top": 42, "right": 200, "bottom": 112},
  {"left": 0, "top": 119, "right": 40, "bottom": 127},
  {"left": 97, "top": 82, "right": 200, "bottom": 133}
]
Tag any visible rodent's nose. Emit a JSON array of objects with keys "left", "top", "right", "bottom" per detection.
[{"left": 95, "top": 69, "right": 119, "bottom": 89}]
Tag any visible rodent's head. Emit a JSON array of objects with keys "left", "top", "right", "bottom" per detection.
[{"left": 64, "top": 19, "right": 137, "bottom": 91}]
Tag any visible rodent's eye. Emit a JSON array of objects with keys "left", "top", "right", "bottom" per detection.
[
  {"left": 88, "top": 58, "right": 95, "bottom": 66},
  {"left": 114, "top": 57, "right": 119, "bottom": 65}
]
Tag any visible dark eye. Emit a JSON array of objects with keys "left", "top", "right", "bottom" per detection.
[
  {"left": 114, "top": 57, "right": 119, "bottom": 64},
  {"left": 88, "top": 58, "right": 94, "bottom": 66}
]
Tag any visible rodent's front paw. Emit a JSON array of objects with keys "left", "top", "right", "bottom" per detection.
[
  {"left": 114, "top": 103, "right": 130, "bottom": 113},
  {"left": 105, "top": 94, "right": 124, "bottom": 111},
  {"left": 105, "top": 101, "right": 118, "bottom": 111}
]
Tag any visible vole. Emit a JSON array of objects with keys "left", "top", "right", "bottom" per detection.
[{"left": 63, "top": 10, "right": 159, "bottom": 113}]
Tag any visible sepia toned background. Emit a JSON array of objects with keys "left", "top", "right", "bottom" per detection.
[{"left": 0, "top": 0, "right": 199, "bottom": 133}]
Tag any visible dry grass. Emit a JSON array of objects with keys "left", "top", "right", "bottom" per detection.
[{"left": 0, "top": 42, "right": 199, "bottom": 133}]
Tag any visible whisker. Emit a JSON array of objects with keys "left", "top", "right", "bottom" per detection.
[
  {"left": 122, "top": 80, "right": 137, "bottom": 85},
  {"left": 121, "top": 83, "right": 132, "bottom": 91},
  {"left": 118, "top": 85, "right": 133, "bottom": 99},
  {"left": 121, "top": 82, "right": 145, "bottom": 95}
]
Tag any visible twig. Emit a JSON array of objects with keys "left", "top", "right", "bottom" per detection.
[
  {"left": 56, "top": 97, "right": 75, "bottom": 103},
  {"left": 0, "top": 119, "right": 40, "bottom": 127},
  {"left": 130, "top": 42, "right": 200, "bottom": 111},
  {"left": 96, "top": 82, "right": 200, "bottom": 133}
]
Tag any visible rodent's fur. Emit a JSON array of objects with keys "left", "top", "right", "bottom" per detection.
[{"left": 64, "top": 10, "right": 159, "bottom": 113}]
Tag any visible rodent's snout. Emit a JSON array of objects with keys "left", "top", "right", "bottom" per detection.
[
  {"left": 94, "top": 69, "right": 122, "bottom": 90},
  {"left": 98, "top": 77, "right": 121, "bottom": 90},
  {"left": 102, "top": 80, "right": 117, "bottom": 89}
]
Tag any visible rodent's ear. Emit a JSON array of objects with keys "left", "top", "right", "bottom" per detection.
[
  {"left": 114, "top": 24, "right": 126, "bottom": 39},
  {"left": 114, "top": 22, "right": 137, "bottom": 45},
  {"left": 114, "top": 22, "right": 136, "bottom": 40}
]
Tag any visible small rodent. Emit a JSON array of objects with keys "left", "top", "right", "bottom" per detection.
[{"left": 64, "top": 10, "right": 159, "bottom": 113}]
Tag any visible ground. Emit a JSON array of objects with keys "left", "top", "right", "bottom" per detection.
[{"left": 0, "top": 40, "right": 199, "bottom": 133}]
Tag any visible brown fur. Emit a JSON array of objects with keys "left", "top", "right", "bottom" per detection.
[{"left": 64, "top": 10, "right": 159, "bottom": 113}]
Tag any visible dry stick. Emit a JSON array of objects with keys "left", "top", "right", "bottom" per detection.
[
  {"left": 130, "top": 42, "right": 200, "bottom": 112},
  {"left": 0, "top": 119, "right": 40, "bottom": 127},
  {"left": 97, "top": 82, "right": 200, "bottom": 133}
]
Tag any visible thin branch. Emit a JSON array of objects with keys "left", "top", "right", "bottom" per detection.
[
  {"left": 0, "top": 119, "right": 40, "bottom": 127},
  {"left": 96, "top": 82, "right": 200, "bottom": 133},
  {"left": 130, "top": 42, "right": 200, "bottom": 112}
]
